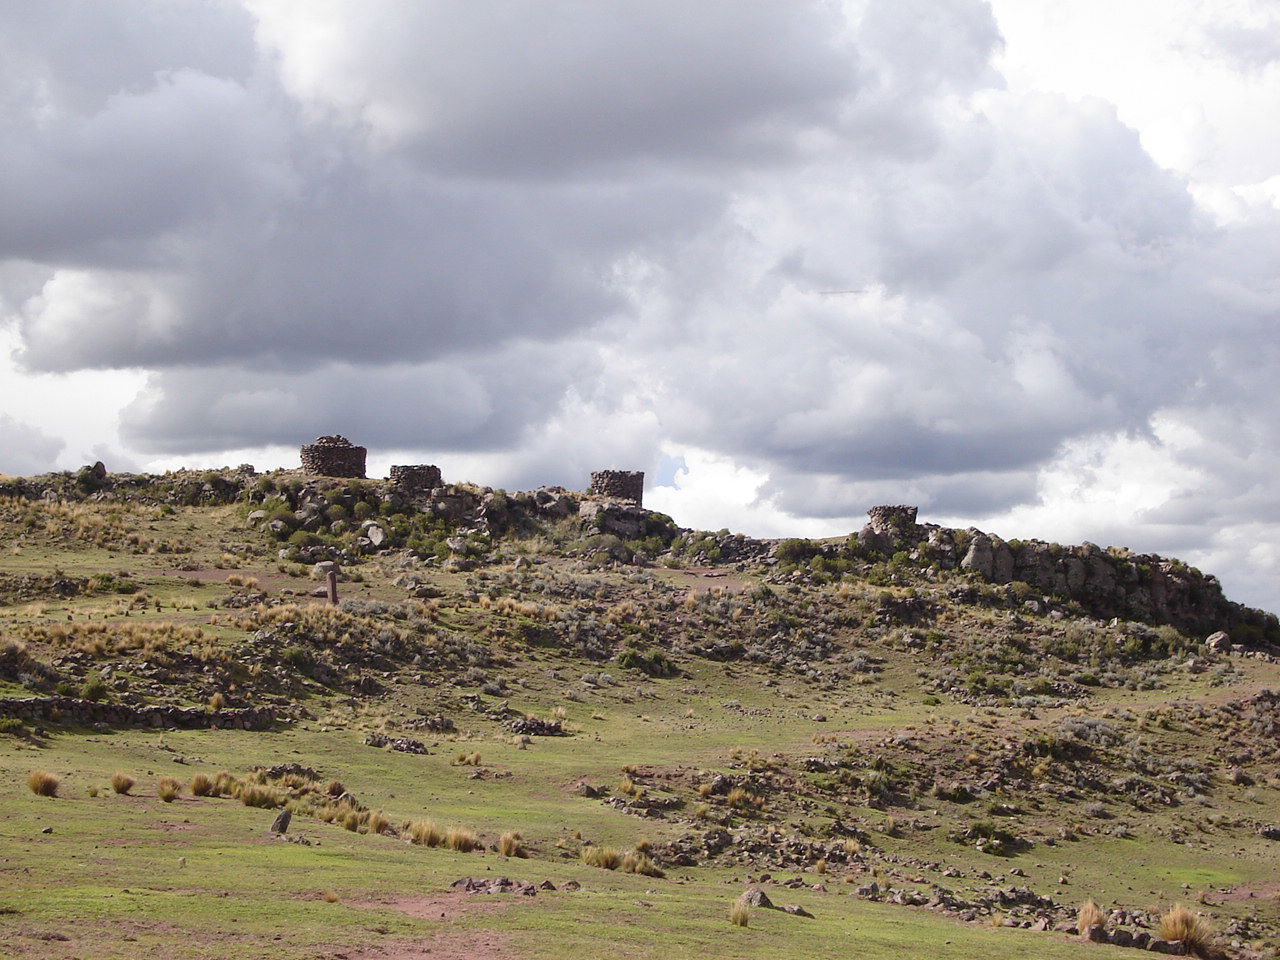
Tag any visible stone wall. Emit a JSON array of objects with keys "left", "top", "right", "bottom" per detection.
[
  {"left": 0, "top": 696, "right": 276, "bottom": 730},
  {"left": 588, "top": 470, "right": 644, "bottom": 506},
  {"left": 300, "top": 435, "right": 366, "bottom": 478},
  {"left": 390, "top": 464, "right": 442, "bottom": 495}
]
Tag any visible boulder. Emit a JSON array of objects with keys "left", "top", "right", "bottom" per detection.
[
  {"left": 270, "top": 808, "right": 291, "bottom": 835},
  {"left": 737, "top": 886, "right": 774, "bottom": 909}
]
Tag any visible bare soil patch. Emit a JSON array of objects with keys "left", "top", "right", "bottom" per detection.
[{"left": 352, "top": 893, "right": 530, "bottom": 960}]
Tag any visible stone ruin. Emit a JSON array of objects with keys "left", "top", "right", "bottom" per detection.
[
  {"left": 587, "top": 469, "right": 644, "bottom": 507},
  {"left": 300, "top": 435, "right": 366, "bottom": 479},
  {"left": 390, "top": 464, "right": 442, "bottom": 496}
]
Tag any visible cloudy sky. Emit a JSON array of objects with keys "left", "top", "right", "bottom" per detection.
[{"left": 2, "top": 0, "right": 1278, "bottom": 610}]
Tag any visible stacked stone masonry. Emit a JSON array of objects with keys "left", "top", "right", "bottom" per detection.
[
  {"left": 390, "top": 464, "right": 442, "bottom": 495},
  {"left": 300, "top": 435, "right": 366, "bottom": 478},
  {"left": 0, "top": 696, "right": 275, "bottom": 730},
  {"left": 588, "top": 470, "right": 644, "bottom": 507}
]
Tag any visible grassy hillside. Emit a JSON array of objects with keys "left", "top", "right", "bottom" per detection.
[{"left": 1, "top": 468, "right": 1278, "bottom": 959}]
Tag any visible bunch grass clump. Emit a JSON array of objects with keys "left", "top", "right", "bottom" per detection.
[
  {"left": 1076, "top": 899, "right": 1104, "bottom": 935},
  {"left": 407, "top": 820, "right": 443, "bottom": 847},
  {"left": 445, "top": 827, "right": 481, "bottom": 852},
  {"left": 1158, "top": 904, "right": 1216, "bottom": 957},
  {"left": 621, "top": 851, "right": 664, "bottom": 878},
  {"left": 189, "top": 773, "right": 214, "bottom": 796},
  {"left": 27, "top": 770, "right": 58, "bottom": 797},
  {"left": 157, "top": 777, "right": 182, "bottom": 802},
  {"left": 496, "top": 831, "right": 527, "bottom": 858},
  {"left": 110, "top": 772, "right": 135, "bottom": 795},
  {"left": 581, "top": 845, "right": 622, "bottom": 870},
  {"left": 729, "top": 902, "right": 750, "bottom": 927}
]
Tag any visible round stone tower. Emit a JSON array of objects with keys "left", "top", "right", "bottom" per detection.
[{"left": 299, "top": 436, "right": 367, "bottom": 478}]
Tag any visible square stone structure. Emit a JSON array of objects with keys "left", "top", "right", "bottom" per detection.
[
  {"left": 588, "top": 469, "right": 644, "bottom": 507},
  {"left": 300, "top": 436, "right": 367, "bottom": 479},
  {"left": 389, "top": 464, "right": 442, "bottom": 495}
]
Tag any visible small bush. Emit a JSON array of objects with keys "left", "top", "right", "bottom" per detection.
[
  {"left": 79, "top": 673, "right": 108, "bottom": 702},
  {"left": 1077, "top": 900, "right": 1103, "bottom": 935},
  {"left": 1159, "top": 905, "right": 1215, "bottom": 957},
  {"left": 27, "top": 770, "right": 58, "bottom": 797},
  {"left": 157, "top": 777, "right": 182, "bottom": 802},
  {"left": 497, "top": 831, "right": 527, "bottom": 858},
  {"left": 110, "top": 772, "right": 135, "bottom": 795},
  {"left": 729, "top": 902, "right": 750, "bottom": 927},
  {"left": 190, "top": 773, "right": 214, "bottom": 797}
]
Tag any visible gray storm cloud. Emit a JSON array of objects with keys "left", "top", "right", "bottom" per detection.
[{"left": 1, "top": 0, "right": 1278, "bottom": 607}]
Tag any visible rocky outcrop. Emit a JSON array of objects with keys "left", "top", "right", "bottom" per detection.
[
  {"left": 0, "top": 696, "right": 275, "bottom": 729},
  {"left": 858, "top": 507, "right": 1279, "bottom": 644}
]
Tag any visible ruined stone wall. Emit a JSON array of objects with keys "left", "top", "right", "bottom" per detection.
[
  {"left": 300, "top": 436, "right": 366, "bottom": 478},
  {"left": 390, "top": 464, "right": 442, "bottom": 495},
  {"left": 588, "top": 470, "right": 644, "bottom": 506},
  {"left": 0, "top": 696, "right": 275, "bottom": 730}
]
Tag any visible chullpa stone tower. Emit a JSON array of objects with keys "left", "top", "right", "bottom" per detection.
[
  {"left": 299, "top": 435, "right": 367, "bottom": 478},
  {"left": 587, "top": 469, "right": 644, "bottom": 507}
]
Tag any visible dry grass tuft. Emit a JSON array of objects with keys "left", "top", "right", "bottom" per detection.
[
  {"left": 729, "top": 902, "right": 750, "bottom": 927},
  {"left": 27, "top": 770, "right": 58, "bottom": 797},
  {"left": 497, "top": 831, "right": 527, "bottom": 858},
  {"left": 621, "top": 851, "right": 665, "bottom": 878},
  {"left": 1077, "top": 899, "right": 1104, "bottom": 935},
  {"left": 321, "top": 891, "right": 340, "bottom": 903},
  {"left": 1159, "top": 904, "right": 1216, "bottom": 957},
  {"left": 157, "top": 776, "right": 182, "bottom": 802},
  {"left": 581, "top": 845, "right": 622, "bottom": 870},
  {"left": 407, "top": 820, "right": 444, "bottom": 847},
  {"left": 189, "top": 773, "right": 214, "bottom": 796},
  {"left": 445, "top": 827, "right": 481, "bottom": 852},
  {"left": 110, "top": 772, "right": 135, "bottom": 795},
  {"left": 367, "top": 810, "right": 390, "bottom": 835}
]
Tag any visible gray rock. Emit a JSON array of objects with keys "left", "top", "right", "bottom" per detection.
[
  {"left": 737, "top": 886, "right": 774, "bottom": 909},
  {"left": 270, "top": 808, "right": 291, "bottom": 834}
]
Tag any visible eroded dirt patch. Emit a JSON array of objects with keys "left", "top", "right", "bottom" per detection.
[{"left": 352, "top": 893, "right": 530, "bottom": 960}]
